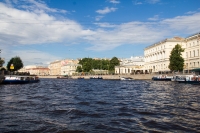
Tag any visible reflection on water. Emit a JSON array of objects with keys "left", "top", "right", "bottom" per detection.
[{"left": 0, "top": 79, "right": 199, "bottom": 133}]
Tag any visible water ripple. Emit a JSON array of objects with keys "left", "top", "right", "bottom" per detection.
[{"left": 0, "top": 79, "right": 200, "bottom": 133}]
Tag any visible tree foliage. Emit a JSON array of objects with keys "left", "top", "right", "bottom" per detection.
[
  {"left": 77, "top": 57, "right": 120, "bottom": 73},
  {"left": 109, "top": 57, "right": 120, "bottom": 71},
  {"left": 168, "top": 44, "right": 184, "bottom": 72},
  {"left": 7, "top": 56, "right": 24, "bottom": 71},
  {"left": 76, "top": 66, "right": 83, "bottom": 72}
]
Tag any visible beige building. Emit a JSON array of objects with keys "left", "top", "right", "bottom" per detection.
[
  {"left": 49, "top": 60, "right": 61, "bottom": 75},
  {"left": 18, "top": 65, "right": 50, "bottom": 75},
  {"left": 60, "top": 59, "right": 81, "bottom": 76},
  {"left": 144, "top": 37, "right": 185, "bottom": 73},
  {"left": 184, "top": 32, "right": 200, "bottom": 72},
  {"left": 49, "top": 59, "right": 81, "bottom": 76}
]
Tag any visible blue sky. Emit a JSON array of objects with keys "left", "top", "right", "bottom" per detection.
[{"left": 0, "top": 0, "right": 200, "bottom": 66}]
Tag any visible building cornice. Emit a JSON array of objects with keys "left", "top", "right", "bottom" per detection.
[{"left": 144, "top": 37, "right": 185, "bottom": 50}]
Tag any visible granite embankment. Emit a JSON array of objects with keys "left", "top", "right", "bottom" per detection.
[{"left": 39, "top": 74, "right": 162, "bottom": 80}]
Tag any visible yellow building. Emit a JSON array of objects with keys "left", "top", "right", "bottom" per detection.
[{"left": 49, "top": 60, "right": 61, "bottom": 76}]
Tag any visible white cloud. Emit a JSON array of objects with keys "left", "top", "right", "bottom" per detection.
[
  {"left": 86, "top": 12, "right": 200, "bottom": 51},
  {"left": 147, "top": 0, "right": 160, "bottom": 4},
  {"left": 0, "top": 1, "right": 90, "bottom": 65},
  {"left": 95, "top": 16, "right": 104, "bottom": 21},
  {"left": 0, "top": 45, "right": 60, "bottom": 66},
  {"left": 85, "top": 22, "right": 165, "bottom": 51},
  {"left": 1, "top": 0, "right": 200, "bottom": 65},
  {"left": 94, "top": 23, "right": 117, "bottom": 28},
  {"left": 160, "top": 12, "right": 200, "bottom": 33},
  {"left": 11, "top": 49, "right": 61, "bottom": 66},
  {"left": 5, "top": 0, "right": 12, "bottom": 7},
  {"left": 96, "top": 7, "right": 117, "bottom": 14},
  {"left": 109, "top": 0, "right": 120, "bottom": 4},
  {"left": 148, "top": 15, "right": 159, "bottom": 21},
  {"left": 136, "top": 2, "right": 142, "bottom": 5},
  {"left": 0, "top": 2, "right": 87, "bottom": 46},
  {"left": 133, "top": 0, "right": 143, "bottom": 5},
  {"left": 20, "top": 0, "right": 67, "bottom": 13},
  {"left": 134, "top": 0, "right": 160, "bottom": 5},
  {"left": 186, "top": 11, "right": 196, "bottom": 15}
]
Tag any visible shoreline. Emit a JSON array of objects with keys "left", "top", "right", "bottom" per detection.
[{"left": 38, "top": 74, "right": 159, "bottom": 80}]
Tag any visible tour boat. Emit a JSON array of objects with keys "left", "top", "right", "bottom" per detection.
[
  {"left": 171, "top": 75, "right": 186, "bottom": 82},
  {"left": 2, "top": 75, "right": 40, "bottom": 84},
  {"left": 175, "top": 75, "right": 200, "bottom": 85},
  {"left": 120, "top": 77, "right": 134, "bottom": 80}
]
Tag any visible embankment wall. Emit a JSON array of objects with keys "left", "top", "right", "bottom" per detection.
[{"left": 39, "top": 74, "right": 171, "bottom": 80}]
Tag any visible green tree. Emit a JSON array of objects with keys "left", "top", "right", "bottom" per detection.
[
  {"left": 77, "top": 57, "right": 119, "bottom": 74},
  {"left": 168, "top": 44, "right": 185, "bottom": 72},
  {"left": 76, "top": 66, "right": 83, "bottom": 72},
  {"left": 7, "top": 56, "right": 24, "bottom": 71},
  {"left": 109, "top": 57, "right": 120, "bottom": 71}
]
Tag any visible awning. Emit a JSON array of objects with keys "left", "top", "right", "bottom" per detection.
[{"left": 191, "top": 68, "right": 200, "bottom": 72}]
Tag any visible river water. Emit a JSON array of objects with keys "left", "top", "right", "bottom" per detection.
[{"left": 0, "top": 79, "right": 199, "bottom": 133}]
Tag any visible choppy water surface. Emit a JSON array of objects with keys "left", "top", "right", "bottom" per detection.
[{"left": 0, "top": 79, "right": 200, "bottom": 133}]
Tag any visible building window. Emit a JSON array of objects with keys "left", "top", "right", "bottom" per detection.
[
  {"left": 186, "top": 52, "right": 188, "bottom": 58},
  {"left": 193, "top": 50, "right": 195, "bottom": 57},
  {"left": 190, "top": 51, "right": 191, "bottom": 57},
  {"left": 197, "top": 50, "right": 199, "bottom": 57}
]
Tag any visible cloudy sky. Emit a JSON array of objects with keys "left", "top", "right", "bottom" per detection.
[{"left": 0, "top": 0, "right": 200, "bottom": 66}]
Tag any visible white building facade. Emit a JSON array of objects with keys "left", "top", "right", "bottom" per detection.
[
  {"left": 184, "top": 32, "right": 200, "bottom": 72},
  {"left": 115, "top": 56, "right": 146, "bottom": 74},
  {"left": 144, "top": 37, "right": 185, "bottom": 73},
  {"left": 60, "top": 59, "right": 81, "bottom": 76}
]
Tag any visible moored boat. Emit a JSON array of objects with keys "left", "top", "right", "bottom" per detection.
[
  {"left": 120, "top": 77, "right": 134, "bottom": 80},
  {"left": 171, "top": 75, "right": 186, "bottom": 82},
  {"left": 90, "top": 76, "right": 103, "bottom": 79},
  {"left": 2, "top": 75, "right": 40, "bottom": 84},
  {"left": 57, "top": 76, "right": 68, "bottom": 79},
  {"left": 152, "top": 75, "right": 173, "bottom": 81},
  {"left": 176, "top": 75, "right": 200, "bottom": 85},
  {"left": 77, "top": 77, "right": 84, "bottom": 79}
]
